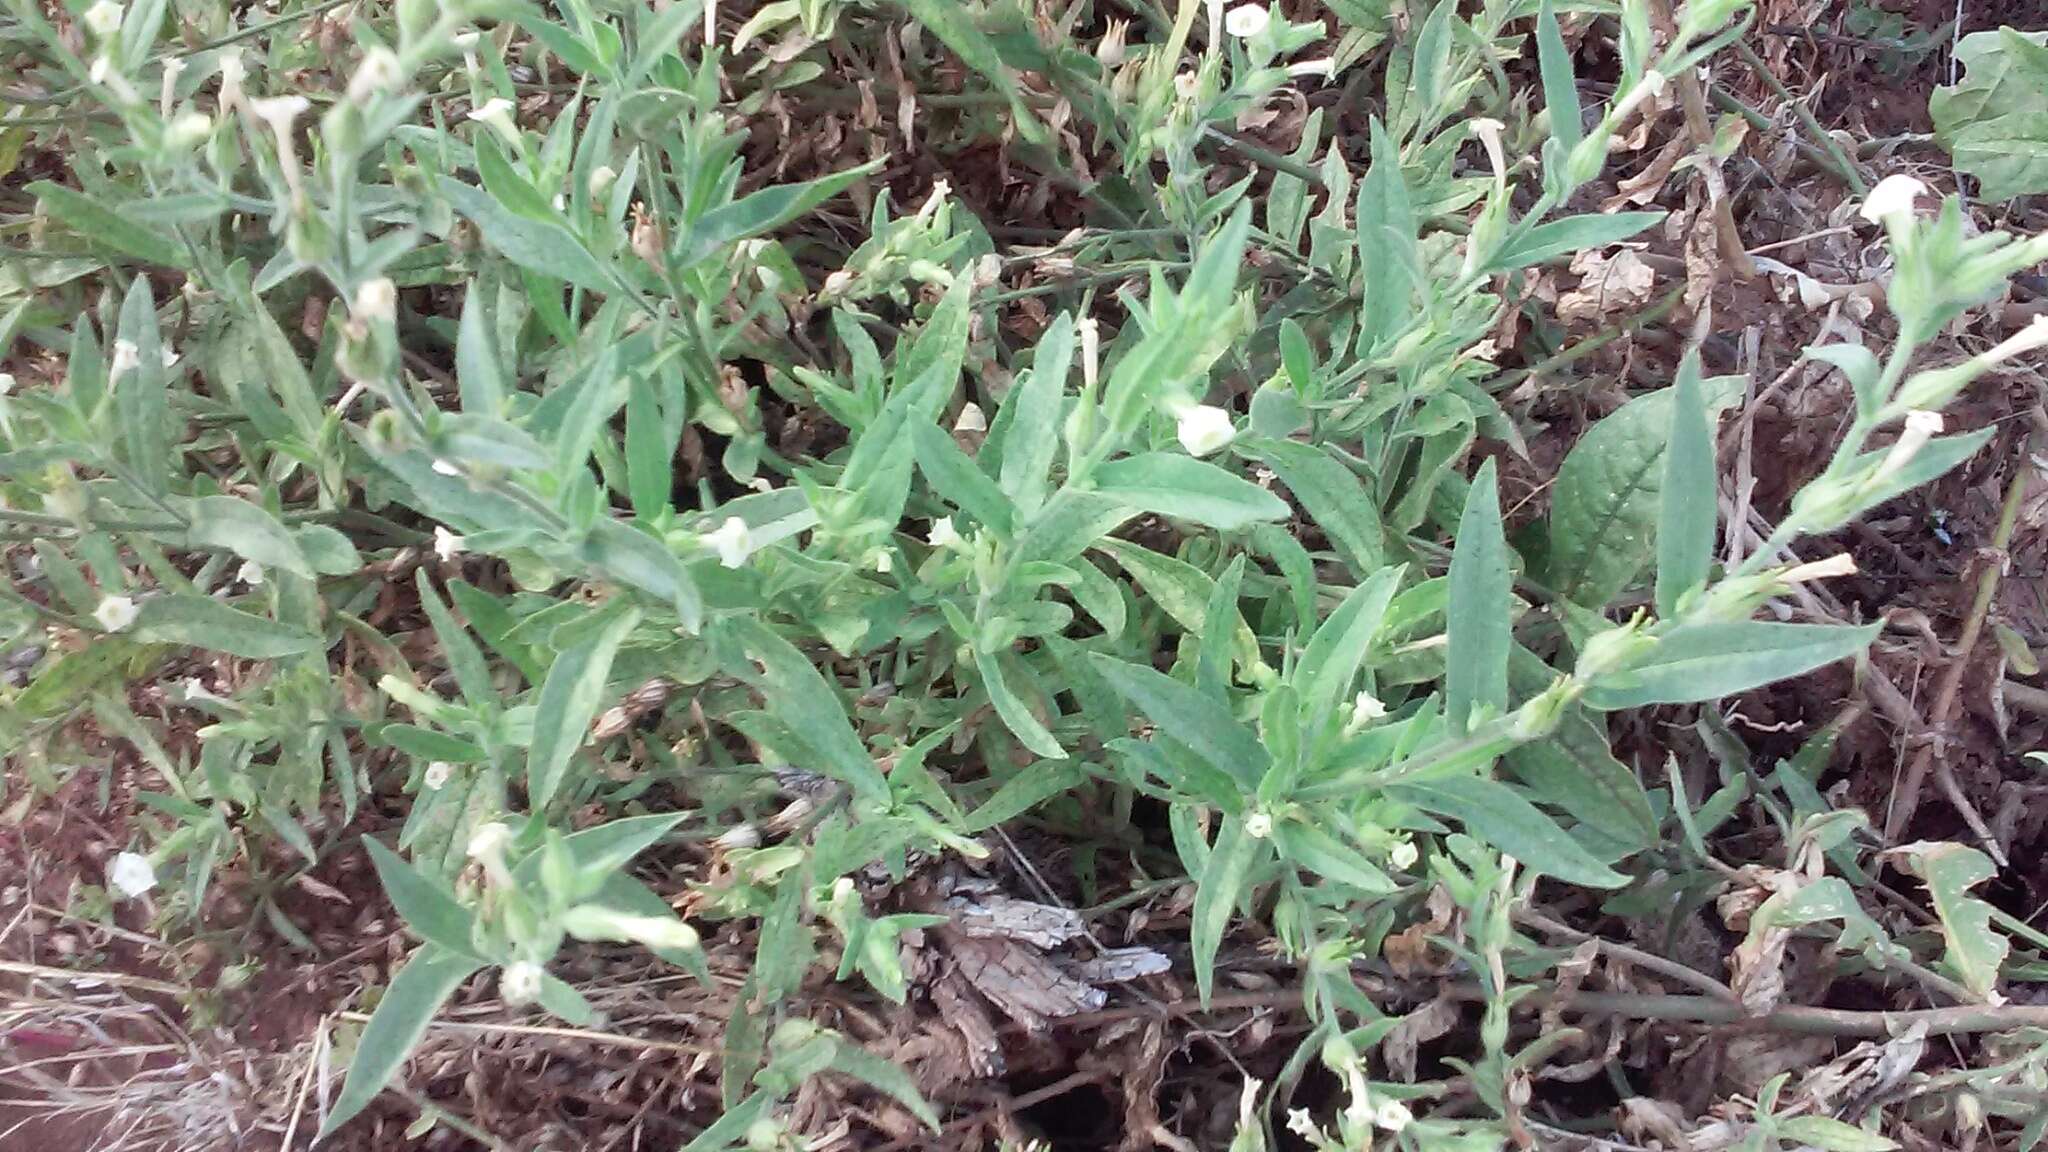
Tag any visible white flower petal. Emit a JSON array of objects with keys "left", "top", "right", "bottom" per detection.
[
  {"left": 1175, "top": 404, "right": 1237, "bottom": 457},
  {"left": 1859, "top": 174, "right": 1928, "bottom": 225},
  {"left": 1224, "top": 4, "right": 1269, "bottom": 38},
  {"left": 109, "top": 851, "right": 156, "bottom": 899},
  {"left": 94, "top": 595, "right": 139, "bottom": 633}
]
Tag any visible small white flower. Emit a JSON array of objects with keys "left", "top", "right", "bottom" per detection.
[
  {"left": 564, "top": 907, "right": 701, "bottom": 950},
  {"left": 1244, "top": 811, "right": 1273, "bottom": 839},
  {"left": 914, "top": 179, "right": 951, "bottom": 225},
  {"left": 166, "top": 118, "right": 215, "bottom": 159},
  {"left": 181, "top": 678, "right": 222, "bottom": 704},
  {"left": 248, "top": 94, "right": 309, "bottom": 136},
  {"left": 1859, "top": 174, "right": 1928, "bottom": 226},
  {"left": 94, "top": 595, "right": 139, "bottom": 633},
  {"left": 466, "top": 821, "right": 514, "bottom": 862},
  {"left": 1173, "top": 70, "right": 1200, "bottom": 99},
  {"left": 1286, "top": 56, "right": 1335, "bottom": 79},
  {"left": 108, "top": 851, "right": 155, "bottom": 899},
  {"left": 352, "top": 277, "right": 396, "bottom": 323},
  {"left": 1780, "top": 553, "right": 1858, "bottom": 583},
  {"left": 1875, "top": 409, "right": 1943, "bottom": 483},
  {"left": 927, "top": 516, "right": 963, "bottom": 550},
  {"left": 1982, "top": 315, "right": 2048, "bottom": 366},
  {"left": 431, "top": 458, "right": 462, "bottom": 477},
  {"left": 499, "top": 960, "right": 544, "bottom": 1005},
  {"left": 588, "top": 164, "right": 618, "bottom": 199},
  {"left": 109, "top": 339, "right": 141, "bottom": 382},
  {"left": 347, "top": 47, "right": 402, "bottom": 103},
  {"left": 450, "top": 30, "right": 480, "bottom": 49},
  {"left": 433, "top": 525, "right": 465, "bottom": 563},
  {"left": 821, "top": 268, "right": 856, "bottom": 298},
  {"left": 1373, "top": 1098, "right": 1413, "bottom": 1131},
  {"left": 1389, "top": 838, "right": 1419, "bottom": 871},
  {"left": 236, "top": 560, "right": 264, "bottom": 586},
  {"left": 1611, "top": 68, "right": 1666, "bottom": 122},
  {"left": 83, "top": 0, "right": 123, "bottom": 39},
  {"left": 1351, "top": 690, "right": 1387, "bottom": 723},
  {"left": 160, "top": 345, "right": 181, "bottom": 370},
  {"left": 1469, "top": 117, "right": 1507, "bottom": 185},
  {"left": 160, "top": 56, "right": 185, "bottom": 115},
  {"left": 0, "top": 373, "right": 13, "bottom": 395},
  {"left": 714, "top": 823, "right": 762, "bottom": 851},
  {"left": 1224, "top": 4, "right": 1269, "bottom": 38},
  {"left": 873, "top": 550, "right": 893, "bottom": 574},
  {"left": 422, "top": 761, "right": 454, "bottom": 790},
  {"left": 217, "top": 51, "right": 246, "bottom": 106},
  {"left": 467, "top": 96, "right": 519, "bottom": 143},
  {"left": 1078, "top": 317, "right": 1101, "bottom": 391},
  {"left": 1175, "top": 404, "right": 1236, "bottom": 457},
  {"left": 1285, "top": 1108, "right": 1321, "bottom": 1140},
  {"left": 704, "top": 516, "right": 753, "bottom": 568},
  {"left": 952, "top": 402, "right": 987, "bottom": 434}
]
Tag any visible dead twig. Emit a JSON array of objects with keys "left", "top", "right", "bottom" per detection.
[{"left": 1884, "top": 463, "right": 2030, "bottom": 853}]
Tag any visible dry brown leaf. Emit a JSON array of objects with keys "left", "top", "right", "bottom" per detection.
[
  {"left": 1559, "top": 248, "right": 1656, "bottom": 323},
  {"left": 1381, "top": 995, "right": 1459, "bottom": 1083}
]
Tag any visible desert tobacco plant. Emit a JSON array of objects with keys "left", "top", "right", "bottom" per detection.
[{"left": 4, "top": 0, "right": 2046, "bottom": 1147}]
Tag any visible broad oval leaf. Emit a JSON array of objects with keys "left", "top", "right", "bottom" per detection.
[
  {"left": 1091, "top": 453, "right": 1289, "bottom": 532},
  {"left": 1584, "top": 620, "right": 1881, "bottom": 710}
]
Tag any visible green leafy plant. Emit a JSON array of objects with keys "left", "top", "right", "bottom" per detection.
[{"left": 5, "top": 0, "right": 2048, "bottom": 1147}]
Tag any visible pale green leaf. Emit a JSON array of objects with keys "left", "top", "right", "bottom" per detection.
[{"left": 317, "top": 947, "right": 481, "bottom": 1140}]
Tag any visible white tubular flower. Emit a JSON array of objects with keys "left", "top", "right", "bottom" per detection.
[
  {"left": 499, "top": 961, "right": 544, "bottom": 1005},
  {"left": 160, "top": 56, "right": 185, "bottom": 115},
  {"left": 1205, "top": 0, "right": 1224, "bottom": 45},
  {"left": 873, "top": 550, "right": 893, "bottom": 575},
  {"left": 1780, "top": 553, "right": 1858, "bottom": 584},
  {"left": 588, "top": 164, "right": 618, "bottom": 199},
  {"left": 248, "top": 94, "right": 308, "bottom": 137},
  {"left": 95, "top": 595, "right": 139, "bottom": 633},
  {"left": 161, "top": 344, "right": 181, "bottom": 370},
  {"left": 452, "top": 30, "right": 481, "bottom": 76},
  {"left": 182, "top": 678, "right": 223, "bottom": 704},
  {"left": 347, "top": 47, "right": 402, "bottom": 103},
  {"left": 1875, "top": 410, "right": 1943, "bottom": 483},
  {"left": 1225, "top": 4, "right": 1269, "bottom": 38},
  {"left": 1610, "top": 68, "right": 1666, "bottom": 122},
  {"left": 1078, "top": 317, "right": 1100, "bottom": 392},
  {"left": 563, "top": 905, "right": 702, "bottom": 950},
  {"left": 83, "top": 0, "right": 123, "bottom": 39},
  {"left": 914, "top": 179, "right": 951, "bottom": 225},
  {"left": 1173, "top": 70, "right": 1200, "bottom": 99},
  {"left": 433, "top": 525, "right": 465, "bottom": 563},
  {"left": 466, "top": 821, "right": 514, "bottom": 863},
  {"left": 467, "top": 96, "right": 519, "bottom": 143},
  {"left": 1859, "top": 174, "right": 1928, "bottom": 226},
  {"left": 217, "top": 51, "right": 246, "bottom": 107},
  {"left": 1373, "top": 1098, "right": 1414, "bottom": 1132},
  {"left": 952, "top": 402, "right": 987, "bottom": 434},
  {"left": 0, "top": 373, "right": 14, "bottom": 395},
  {"left": 927, "top": 516, "right": 963, "bottom": 549},
  {"left": 422, "top": 761, "right": 454, "bottom": 790},
  {"left": 1285, "top": 1108, "right": 1321, "bottom": 1140},
  {"left": 704, "top": 516, "right": 753, "bottom": 568},
  {"left": 110, "top": 339, "right": 141, "bottom": 382},
  {"left": 1469, "top": 117, "right": 1507, "bottom": 186},
  {"left": 353, "top": 276, "right": 396, "bottom": 323},
  {"left": 1175, "top": 404, "right": 1236, "bottom": 457},
  {"left": 430, "top": 458, "right": 462, "bottom": 477},
  {"left": 1244, "top": 811, "right": 1273, "bottom": 839},
  {"left": 714, "top": 823, "right": 762, "bottom": 851},
  {"left": 108, "top": 851, "right": 156, "bottom": 899},
  {"left": 236, "top": 560, "right": 264, "bottom": 586},
  {"left": 1344, "top": 690, "right": 1388, "bottom": 735},
  {"left": 1982, "top": 315, "right": 2048, "bottom": 367},
  {"left": 1389, "top": 838, "right": 1419, "bottom": 871},
  {"left": 1286, "top": 57, "right": 1335, "bottom": 79}
]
